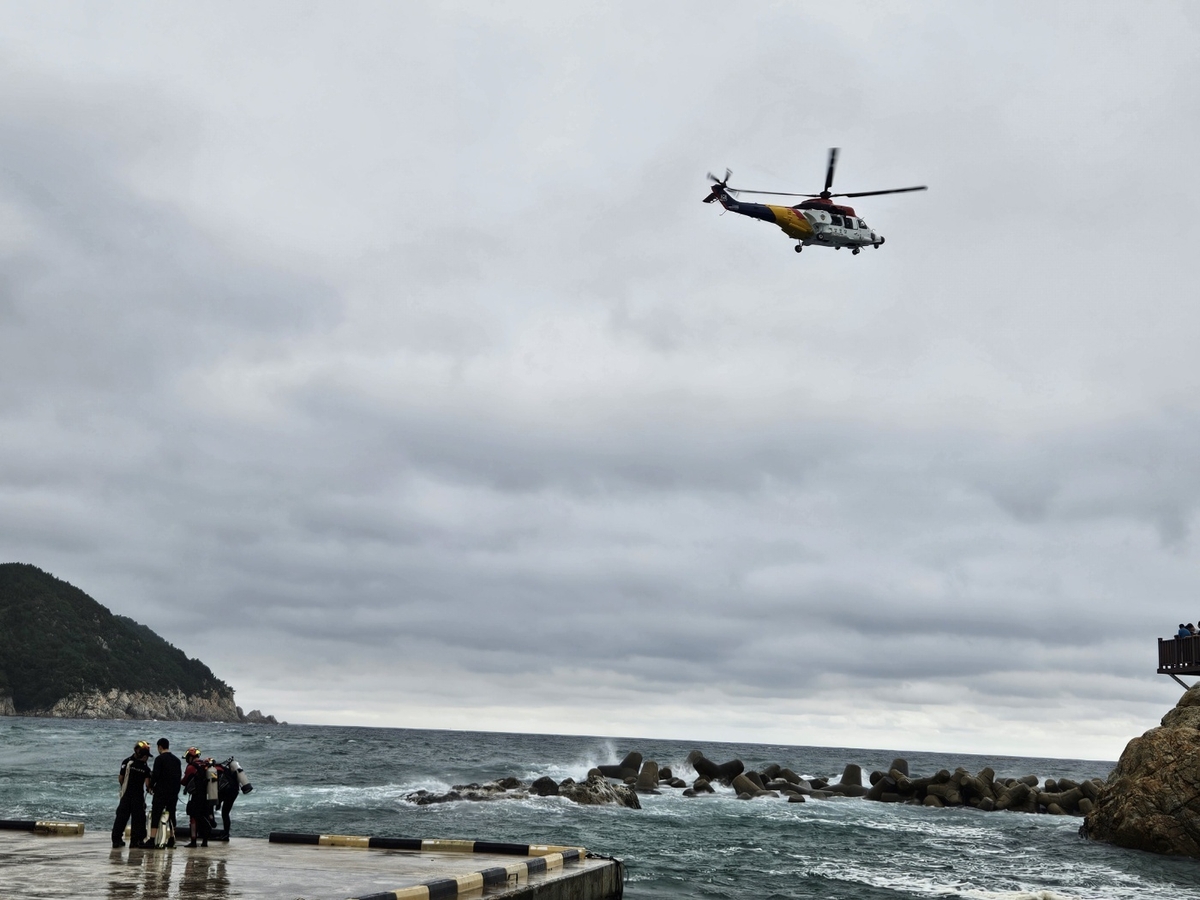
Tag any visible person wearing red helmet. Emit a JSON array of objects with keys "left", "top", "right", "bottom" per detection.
[{"left": 181, "top": 747, "right": 213, "bottom": 847}]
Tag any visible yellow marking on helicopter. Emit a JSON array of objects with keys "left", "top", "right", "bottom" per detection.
[{"left": 765, "top": 206, "right": 815, "bottom": 241}]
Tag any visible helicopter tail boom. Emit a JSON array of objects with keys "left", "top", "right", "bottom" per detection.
[{"left": 708, "top": 190, "right": 816, "bottom": 241}]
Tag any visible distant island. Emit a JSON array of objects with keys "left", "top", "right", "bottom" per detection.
[{"left": 0, "top": 562, "right": 277, "bottom": 723}]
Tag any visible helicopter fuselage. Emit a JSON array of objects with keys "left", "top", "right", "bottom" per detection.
[{"left": 714, "top": 190, "right": 883, "bottom": 252}]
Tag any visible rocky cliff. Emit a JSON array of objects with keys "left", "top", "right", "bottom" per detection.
[
  {"left": 31, "top": 688, "right": 240, "bottom": 721},
  {"left": 1082, "top": 683, "right": 1200, "bottom": 856},
  {"left": 0, "top": 563, "right": 277, "bottom": 724},
  {"left": 3, "top": 688, "right": 281, "bottom": 723}
]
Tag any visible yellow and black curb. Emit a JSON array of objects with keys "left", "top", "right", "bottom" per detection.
[
  {"left": 269, "top": 832, "right": 597, "bottom": 900},
  {"left": 0, "top": 819, "right": 86, "bottom": 836}
]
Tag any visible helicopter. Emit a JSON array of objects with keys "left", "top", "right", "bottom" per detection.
[{"left": 703, "top": 148, "right": 926, "bottom": 254}]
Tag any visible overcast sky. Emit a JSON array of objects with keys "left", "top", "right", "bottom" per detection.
[{"left": 3, "top": 1, "right": 1199, "bottom": 760}]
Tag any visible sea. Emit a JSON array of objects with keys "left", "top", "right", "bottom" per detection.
[{"left": 2, "top": 717, "right": 1197, "bottom": 900}]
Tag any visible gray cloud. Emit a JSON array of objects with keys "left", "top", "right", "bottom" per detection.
[{"left": 1, "top": 1, "right": 1198, "bottom": 757}]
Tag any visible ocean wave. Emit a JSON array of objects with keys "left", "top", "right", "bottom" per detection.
[{"left": 1, "top": 720, "right": 1190, "bottom": 900}]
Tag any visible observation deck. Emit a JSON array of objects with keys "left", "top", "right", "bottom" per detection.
[{"left": 1157, "top": 635, "right": 1200, "bottom": 688}]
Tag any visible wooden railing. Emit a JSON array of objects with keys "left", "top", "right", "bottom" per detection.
[{"left": 1158, "top": 636, "right": 1200, "bottom": 673}]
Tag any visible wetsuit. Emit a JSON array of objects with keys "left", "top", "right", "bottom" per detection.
[
  {"left": 111, "top": 754, "right": 151, "bottom": 847},
  {"left": 212, "top": 764, "right": 236, "bottom": 837},
  {"left": 149, "top": 750, "right": 183, "bottom": 843},
  {"left": 219, "top": 791, "right": 237, "bottom": 834}
]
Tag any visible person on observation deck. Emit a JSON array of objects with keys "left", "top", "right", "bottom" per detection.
[{"left": 1179, "top": 624, "right": 1191, "bottom": 638}]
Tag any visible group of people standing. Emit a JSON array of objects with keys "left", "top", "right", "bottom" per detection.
[
  {"left": 1176, "top": 624, "right": 1199, "bottom": 637},
  {"left": 112, "top": 737, "right": 251, "bottom": 849}
]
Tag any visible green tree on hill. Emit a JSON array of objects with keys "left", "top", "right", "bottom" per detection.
[{"left": 0, "top": 563, "right": 231, "bottom": 712}]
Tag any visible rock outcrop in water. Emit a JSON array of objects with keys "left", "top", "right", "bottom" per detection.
[
  {"left": 397, "top": 748, "right": 1103, "bottom": 817},
  {"left": 859, "top": 757, "right": 1101, "bottom": 814},
  {"left": 678, "top": 751, "right": 1101, "bottom": 816},
  {"left": 1081, "top": 684, "right": 1200, "bottom": 856},
  {"left": 559, "top": 774, "right": 641, "bottom": 809},
  {"left": 404, "top": 774, "right": 639, "bottom": 809}
]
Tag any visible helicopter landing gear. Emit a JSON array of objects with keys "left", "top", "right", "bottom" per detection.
[
  {"left": 794, "top": 244, "right": 803, "bottom": 254},
  {"left": 852, "top": 247, "right": 861, "bottom": 255}
]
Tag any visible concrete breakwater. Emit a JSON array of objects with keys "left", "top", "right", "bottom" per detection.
[{"left": 405, "top": 748, "right": 1104, "bottom": 817}]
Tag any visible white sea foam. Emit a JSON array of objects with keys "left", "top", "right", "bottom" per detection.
[
  {"left": 960, "top": 891, "right": 1077, "bottom": 900},
  {"left": 816, "top": 862, "right": 1076, "bottom": 900}
]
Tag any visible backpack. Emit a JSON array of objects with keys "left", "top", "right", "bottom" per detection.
[{"left": 185, "top": 763, "right": 206, "bottom": 795}]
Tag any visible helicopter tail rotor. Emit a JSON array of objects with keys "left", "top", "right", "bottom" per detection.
[{"left": 702, "top": 168, "right": 733, "bottom": 203}]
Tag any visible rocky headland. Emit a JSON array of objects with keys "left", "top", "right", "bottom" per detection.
[
  {"left": 23, "top": 687, "right": 280, "bottom": 724},
  {"left": 1082, "top": 683, "right": 1200, "bottom": 856},
  {"left": 0, "top": 563, "right": 278, "bottom": 724}
]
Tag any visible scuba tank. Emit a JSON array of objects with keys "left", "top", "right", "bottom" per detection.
[
  {"left": 222, "top": 757, "right": 253, "bottom": 794},
  {"left": 206, "top": 762, "right": 220, "bottom": 801},
  {"left": 154, "top": 808, "right": 172, "bottom": 848}
]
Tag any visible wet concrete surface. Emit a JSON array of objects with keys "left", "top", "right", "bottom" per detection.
[{"left": 0, "top": 830, "right": 621, "bottom": 899}]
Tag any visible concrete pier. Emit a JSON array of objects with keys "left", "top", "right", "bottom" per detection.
[{"left": 0, "top": 829, "right": 623, "bottom": 899}]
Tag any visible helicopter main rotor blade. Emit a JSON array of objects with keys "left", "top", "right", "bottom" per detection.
[
  {"left": 724, "top": 188, "right": 816, "bottom": 197},
  {"left": 823, "top": 148, "right": 840, "bottom": 196},
  {"left": 830, "top": 186, "right": 928, "bottom": 198}
]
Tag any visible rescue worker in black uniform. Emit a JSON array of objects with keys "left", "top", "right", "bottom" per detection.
[
  {"left": 111, "top": 740, "right": 152, "bottom": 848},
  {"left": 146, "top": 737, "right": 182, "bottom": 848}
]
